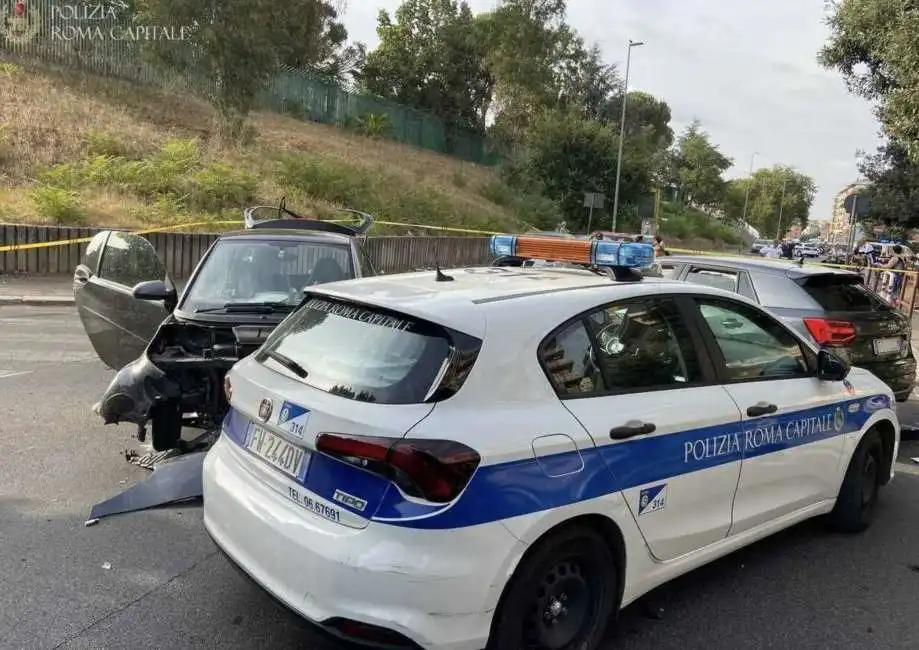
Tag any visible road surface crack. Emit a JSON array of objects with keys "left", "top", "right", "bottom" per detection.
[{"left": 50, "top": 550, "right": 219, "bottom": 649}]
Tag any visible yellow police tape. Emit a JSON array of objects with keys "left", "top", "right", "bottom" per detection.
[
  {"left": 4, "top": 221, "right": 916, "bottom": 278},
  {"left": 0, "top": 218, "right": 504, "bottom": 254},
  {"left": 0, "top": 220, "right": 244, "bottom": 254}
]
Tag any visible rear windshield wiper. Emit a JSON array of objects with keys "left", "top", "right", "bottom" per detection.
[
  {"left": 263, "top": 349, "right": 308, "bottom": 378},
  {"left": 195, "top": 301, "right": 296, "bottom": 314}
]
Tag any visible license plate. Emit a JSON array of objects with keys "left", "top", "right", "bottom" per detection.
[
  {"left": 245, "top": 423, "right": 309, "bottom": 479},
  {"left": 873, "top": 337, "right": 902, "bottom": 355}
]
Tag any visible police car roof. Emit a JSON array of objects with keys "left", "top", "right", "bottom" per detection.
[
  {"left": 309, "top": 266, "right": 714, "bottom": 337},
  {"left": 218, "top": 229, "right": 354, "bottom": 244},
  {"left": 664, "top": 254, "right": 860, "bottom": 279}
]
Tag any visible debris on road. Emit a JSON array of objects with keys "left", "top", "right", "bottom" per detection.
[
  {"left": 101, "top": 562, "right": 112, "bottom": 570},
  {"left": 87, "top": 451, "right": 206, "bottom": 523}
]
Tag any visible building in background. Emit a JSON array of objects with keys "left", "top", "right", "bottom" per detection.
[{"left": 829, "top": 180, "right": 870, "bottom": 244}]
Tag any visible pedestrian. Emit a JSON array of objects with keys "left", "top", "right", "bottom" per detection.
[
  {"left": 764, "top": 241, "right": 782, "bottom": 258},
  {"left": 880, "top": 244, "right": 906, "bottom": 306},
  {"left": 653, "top": 235, "right": 670, "bottom": 256}
]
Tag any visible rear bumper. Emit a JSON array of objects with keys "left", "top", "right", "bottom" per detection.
[
  {"left": 859, "top": 357, "right": 916, "bottom": 398},
  {"left": 202, "top": 435, "right": 517, "bottom": 650}
]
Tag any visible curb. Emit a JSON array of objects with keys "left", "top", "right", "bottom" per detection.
[{"left": 0, "top": 296, "right": 75, "bottom": 306}]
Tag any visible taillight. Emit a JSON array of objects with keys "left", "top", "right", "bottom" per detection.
[
  {"left": 223, "top": 375, "right": 233, "bottom": 402},
  {"left": 315, "top": 433, "right": 480, "bottom": 503},
  {"left": 803, "top": 318, "right": 857, "bottom": 346}
]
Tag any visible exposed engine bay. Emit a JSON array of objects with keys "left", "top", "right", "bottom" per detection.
[{"left": 95, "top": 319, "right": 275, "bottom": 451}]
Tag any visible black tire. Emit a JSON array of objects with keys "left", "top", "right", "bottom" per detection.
[
  {"left": 487, "top": 526, "right": 618, "bottom": 650},
  {"left": 828, "top": 430, "right": 883, "bottom": 533}
]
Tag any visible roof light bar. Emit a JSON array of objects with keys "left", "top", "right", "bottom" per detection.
[{"left": 488, "top": 234, "right": 654, "bottom": 269}]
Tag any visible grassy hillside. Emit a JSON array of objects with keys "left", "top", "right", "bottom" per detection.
[
  {"left": 0, "top": 61, "right": 548, "bottom": 234},
  {"left": 0, "top": 60, "right": 744, "bottom": 251}
]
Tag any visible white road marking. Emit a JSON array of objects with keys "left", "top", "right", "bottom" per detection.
[
  {"left": 894, "top": 461, "right": 919, "bottom": 477},
  {"left": 0, "top": 371, "right": 32, "bottom": 379}
]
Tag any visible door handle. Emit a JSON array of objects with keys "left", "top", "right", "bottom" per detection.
[
  {"left": 610, "top": 420, "right": 656, "bottom": 440},
  {"left": 747, "top": 402, "right": 778, "bottom": 417}
]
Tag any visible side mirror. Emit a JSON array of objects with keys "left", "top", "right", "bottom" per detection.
[
  {"left": 817, "top": 349, "right": 849, "bottom": 381},
  {"left": 132, "top": 280, "right": 168, "bottom": 301}
]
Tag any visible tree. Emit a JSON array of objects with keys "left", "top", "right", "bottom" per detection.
[
  {"left": 728, "top": 166, "right": 817, "bottom": 238},
  {"left": 357, "top": 0, "right": 494, "bottom": 143},
  {"left": 820, "top": 0, "right": 919, "bottom": 159},
  {"left": 477, "top": 0, "right": 578, "bottom": 143},
  {"left": 134, "top": 0, "right": 351, "bottom": 140},
  {"left": 554, "top": 41, "right": 620, "bottom": 120},
  {"left": 668, "top": 121, "right": 732, "bottom": 209},
  {"left": 602, "top": 91, "right": 674, "bottom": 149},
  {"left": 508, "top": 109, "right": 655, "bottom": 230},
  {"left": 858, "top": 141, "right": 919, "bottom": 230}
]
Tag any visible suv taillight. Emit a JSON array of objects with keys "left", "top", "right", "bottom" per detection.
[
  {"left": 803, "top": 318, "right": 856, "bottom": 346},
  {"left": 315, "top": 434, "right": 480, "bottom": 503}
]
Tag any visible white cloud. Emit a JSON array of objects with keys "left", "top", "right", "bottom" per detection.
[{"left": 340, "top": 0, "right": 881, "bottom": 222}]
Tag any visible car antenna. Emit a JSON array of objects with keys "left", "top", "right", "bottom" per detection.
[
  {"left": 434, "top": 264, "right": 454, "bottom": 282},
  {"left": 278, "top": 196, "right": 286, "bottom": 220}
]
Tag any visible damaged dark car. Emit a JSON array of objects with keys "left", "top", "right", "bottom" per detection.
[{"left": 73, "top": 206, "right": 377, "bottom": 452}]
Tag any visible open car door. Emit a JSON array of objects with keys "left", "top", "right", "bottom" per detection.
[{"left": 73, "top": 231, "right": 172, "bottom": 371}]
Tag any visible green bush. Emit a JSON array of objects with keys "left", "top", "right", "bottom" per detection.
[
  {"left": 30, "top": 187, "right": 86, "bottom": 224},
  {"left": 357, "top": 113, "right": 393, "bottom": 139},
  {"left": 35, "top": 139, "right": 256, "bottom": 214},
  {"left": 480, "top": 180, "right": 515, "bottom": 207},
  {"left": 187, "top": 163, "right": 258, "bottom": 211},
  {"left": 278, "top": 154, "right": 380, "bottom": 211},
  {"left": 82, "top": 129, "right": 133, "bottom": 158}
]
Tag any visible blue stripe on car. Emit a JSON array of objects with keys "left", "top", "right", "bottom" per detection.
[{"left": 221, "top": 394, "right": 890, "bottom": 530}]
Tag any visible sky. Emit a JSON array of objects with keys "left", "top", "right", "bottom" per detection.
[{"left": 339, "top": 0, "right": 882, "bottom": 223}]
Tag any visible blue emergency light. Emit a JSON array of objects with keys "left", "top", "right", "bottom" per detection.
[{"left": 488, "top": 234, "right": 655, "bottom": 269}]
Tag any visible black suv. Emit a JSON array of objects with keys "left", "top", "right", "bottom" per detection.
[{"left": 73, "top": 206, "right": 377, "bottom": 451}]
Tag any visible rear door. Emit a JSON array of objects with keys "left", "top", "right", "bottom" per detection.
[
  {"left": 686, "top": 294, "right": 848, "bottom": 534},
  {"left": 552, "top": 295, "right": 744, "bottom": 562},
  {"left": 74, "top": 231, "right": 169, "bottom": 370}
]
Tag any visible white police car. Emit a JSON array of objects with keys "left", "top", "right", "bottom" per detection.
[{"left": 203, "top": 234, "right": 900, "bottom": 650}]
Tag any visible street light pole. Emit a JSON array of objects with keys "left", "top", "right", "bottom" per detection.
[
  {"left": 775, "top": 176, "right": 788, "bottom": 241},
  {"left": 740, "top": 151, "right": 758, "bottom": 224},
  {"left": 611, "top": 38, "right": 644, "bottom": 232}
]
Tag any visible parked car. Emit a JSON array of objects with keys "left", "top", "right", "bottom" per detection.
[
  {"left": 73, "top": 205, "right": 378, "bottom": 451},
  {"left": 203, "top": 234, "right": 899, "bottom": 650},
  {"left": 794, "top": 242, "right": 821, "bottom": 259},
  {"left": 749, "top": 238, "right": 771, "bottom": 255},
  {"left": 659, "top": 255, "right": 916, "bottom": 401}
]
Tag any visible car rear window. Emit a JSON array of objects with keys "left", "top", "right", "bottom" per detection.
[
  {"left": 257, "top": 296, "right": 476, "bottom": 404},
  {"left": 796, "top": 274, "right": 891, "bottom": 312}
]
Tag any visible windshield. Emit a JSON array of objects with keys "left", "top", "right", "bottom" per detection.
[
  {"left": 796, "top": 274, "right": 890, "bottom": 312},
  {"left": 179, "top": 239, "right": 354, "bottom": 313},
  {"left": 257, "top": 296, "right": 455, "bottom": 404}
]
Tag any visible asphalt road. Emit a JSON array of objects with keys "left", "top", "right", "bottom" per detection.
[{"left": 2, "top": 304, "right": 919, "bottom": 650}]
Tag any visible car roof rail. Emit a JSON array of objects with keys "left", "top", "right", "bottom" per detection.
[{"left": 243, "top": 200, "right": 375, "bottom": 236}]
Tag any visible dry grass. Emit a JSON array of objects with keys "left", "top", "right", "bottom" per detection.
[{"left": 0, "top": 60, "right": 533, "bottom": 232}]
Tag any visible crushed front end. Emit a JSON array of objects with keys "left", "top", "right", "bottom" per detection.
[{"left": 94, "top": 319, "right": 274, "bottom": 450}]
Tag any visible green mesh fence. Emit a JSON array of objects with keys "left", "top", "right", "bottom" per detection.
[{"left": 0, "top": 0, "right": 497, "bottom": 165}]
